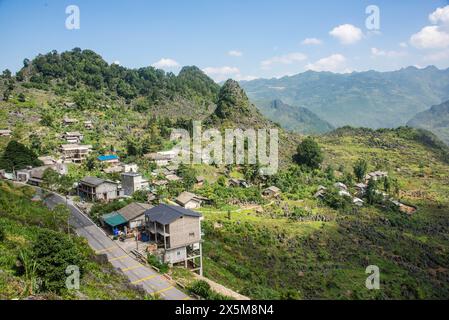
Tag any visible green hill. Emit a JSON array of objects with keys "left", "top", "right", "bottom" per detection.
[
  {"left": 0, "top": 181, "right": 152, "bottom": 300},
  {"left": 240, "top": 67, "right": 449, "bottom": 130},
  {"left": 256, "top": 99, "right": 334, "bottom": 134},
  {"left": 407, "top": 100, "right": 449, "bottom": 145},
  {"left": 199, "top": 127, "right": 449, "bottom": 299}
]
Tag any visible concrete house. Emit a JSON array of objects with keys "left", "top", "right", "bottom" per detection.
[
  {"left": 77, "top": 176, "right": 121, "bottom": 202},
  {"left": 145, "top": 153, "right": 173, "bottom": 167},
  {"left": 121, "top": 172, "right": 149, "bottom": 196},
  {"left": 60, "top": 144, "right": 92, "bottom": 163},
  {"left": 175, "top": 191, "right": 209, "bottom": 209},
  {"left": 145, "top": 204, "right": 203, "bottom": 275}
]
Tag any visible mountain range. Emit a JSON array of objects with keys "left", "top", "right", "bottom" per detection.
[
  {"left": 240, "top": 67, "right": 449, "bottom": 132},
  {"left": 407, "top": 100, "right": 449, "bottom": 145}
]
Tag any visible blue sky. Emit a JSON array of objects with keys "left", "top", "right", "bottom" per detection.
[{"left": 1, "top": 0, "right": 449, "bottom": 81}]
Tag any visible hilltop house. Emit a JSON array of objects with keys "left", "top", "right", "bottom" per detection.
[
  {"left": 145, "top": 204, "right": 203, "bottom": 275},
  {"left": 175, "top": 191, "right": 209, "bottom": 209},
  {"left": 0, "top": 129, "right": 12, "bottom": 137},
  {"left": 63, "top": 131, "right": 83, "bottom": 144},
  {"left": 121, "top": 172, "right": 149, "bottom": 196},
  {"left": 365, "top": 171, "right": 388, "bottom": 182},
  {"left": 60, "top": 144, "right": 92, "bottom": 163},
  {"left": 229, "top": 178, "right": 250, "bottom": 188},
  {"left": 195, "top": 176, "right": 205, "bottom": 186},
  {"left": 84, "top": 120, "right": 94, "bottom": 129},
  {"left": 263, "top": 186, "right": 281, "bottom": 198},
  {"left": 63, "top": 116, "right": 78, "bottom": 125},
  {"left": 77, "top": 176, "right": 121, "bottom": 202}
]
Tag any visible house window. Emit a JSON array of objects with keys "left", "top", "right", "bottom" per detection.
[
  {"left": 189, "top": 232, "right": 195, "bottom": 237},
  {"left": 177, "top": 251, "right": 181, "bottom": 256}
]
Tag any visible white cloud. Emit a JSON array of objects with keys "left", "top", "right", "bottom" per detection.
[
  {"left": 228, "top": 50, "right": 243, "bottom": 57},
  {"left": 410, "top": 25, "right": 449, "bottom": 49},
  {"left": 234, "top": 74, "right": 258, "bottom": 81},
  {"left": 329, "top": 24, "right": 363, "bottom": 44},
  {"left": 305, "top": 54, "right": 348, "bottom": 73},
  {"left": 261, "top": 52, "right": 307, "bottom": 69},
  {"left": 423, "top": 49, "right": 449, "bottom": 62},
  {"left": 112, "top": 60, "right": 120, "bottom": 65},
  {"left": 429, "top": 5, "right": 449, "bottom": 26},
  {"left": 301, "top": 38, "right": 322, "bottom": 45},
  {"left": 371, "top": 48, "right": 407, "bottom": 58},
  {"left": 202, "top": 66, "right": 240, "bottom": 82},
  {"left": 399, "top": 42, "right": 408, "bottom": 48},
  {"left": 410, "top": 6, "right": 449, "bottom": 49},
  {"left": 151, "top": 58, "right": 180, "bottom": 69}
]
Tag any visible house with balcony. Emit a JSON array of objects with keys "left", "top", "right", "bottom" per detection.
[
  {"left": 60, "top": 144, "right": 92, "bottom": 163},
  {"left": 144, "top": 204, "right": 203, "bottom": 275}
]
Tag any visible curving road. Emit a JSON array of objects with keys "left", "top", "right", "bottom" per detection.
[{"left": 35, "top": 187, "right": 190, "bottom": 300}]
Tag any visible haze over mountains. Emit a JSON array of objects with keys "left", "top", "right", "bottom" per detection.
[
  {"left": 240, "top": 67, "right": 449, "bottom": 133},
  {"left": 407, "top": 100, "right": 449, "bottom": 145}
]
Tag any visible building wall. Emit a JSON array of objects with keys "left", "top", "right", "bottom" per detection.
[
  {"left": 164, "top": 246, "right": 187, "bottom": 264},
  {"left": 168, "top": 216, "right": 201, "bottom": 249},
  {"left": 94, "top": 183, "right": 119, "bottom": 201},
  {"left": 184, "top": 199, "right": 201, "bottom": 210},
  {"left": 129, "top": 216, "right": 145, "bottom": 229}
]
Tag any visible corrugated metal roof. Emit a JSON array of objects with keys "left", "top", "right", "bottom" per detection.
[
  {"left": 101, "top": 212, "right": 127, "bottom": 227},
  {"left": 117, "top": 202, "right": 152, "bottom": 221},
  {"left": 144, "top": 204, "right": 201, "bottom": 225},
  {"left": 97, "top": 155, "right": 119, "bottom": 161}
]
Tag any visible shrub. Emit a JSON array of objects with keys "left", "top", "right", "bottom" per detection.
[
  {"left": 19, "top": 229, "right": 86, "bottom": 293},
  {"left": 188, "top": 280, "right": 233, "bottom": 300},
  {"left": 147, "top": 254, "right": 169, "bottom": 274},
  {"left": 294, "top": 137, "right": 323, "bottom": 170}
]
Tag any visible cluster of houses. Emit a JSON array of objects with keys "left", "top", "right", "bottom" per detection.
[{"left": 98, "top": 202, "right": 204, "bottom": 275}]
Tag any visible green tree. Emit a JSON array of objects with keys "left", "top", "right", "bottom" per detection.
[
  {"left": 353, "top": 159, "right": 368, "bottom": 182},
  {"left": 177, "top": 163, "right": 196, "bottom": 190},
  {"left": 366, "top": 179, "right": 378, "bottom": 205},
  {"left": 294, "top": 137, "right": 323, "bottom": 170},
  {"left": 20, "top": 229, "right": 85, "bottom": 293},
  {"left": 0, "top": 140, "right": 43, "bottom": 171},
  {"left": 42, "top": 168, "right": 60, "bottom": 190}
]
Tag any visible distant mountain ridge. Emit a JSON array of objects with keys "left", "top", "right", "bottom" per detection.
[
  {"left": 240, "top": 66, "right": 449, "bottom": 130},
  {"left": 407, "top": 100, "right": 449, "bottom": 145},
  {"left": 256, "top": 99, "right": 334, "bottom": 134}
]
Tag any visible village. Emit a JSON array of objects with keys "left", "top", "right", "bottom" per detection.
[{"left": 0, "top": 111, "right": 419, "bottom": 300}]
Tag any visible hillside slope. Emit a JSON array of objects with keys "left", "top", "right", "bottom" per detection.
[
  {"left": 407, "top": 100, "right": 449, "bottom": 145},
  {"left": 200, "top": 127, "right": 449, "bottom": 299},
  {"left": 256, "top": 99, "right": 334, "bottom": 134},
  {"left": 240, "top": 67, "right": 449, "bottom": 130}
]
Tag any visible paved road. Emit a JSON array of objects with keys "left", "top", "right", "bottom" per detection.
[{"left": 36, "top": 188, "right": 190, "bottom": 300}]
